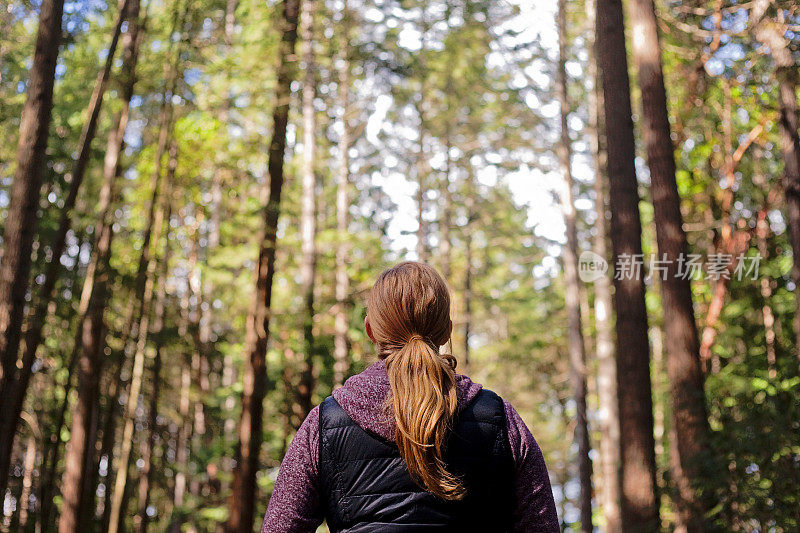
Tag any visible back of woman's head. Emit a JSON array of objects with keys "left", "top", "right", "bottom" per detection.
[{"left": 366, "top": 261, "right": 465, "bottom": 500}]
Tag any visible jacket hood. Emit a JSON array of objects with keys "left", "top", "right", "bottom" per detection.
[{"left": 331, "top": 359, "right": 483, "bottom": 441}]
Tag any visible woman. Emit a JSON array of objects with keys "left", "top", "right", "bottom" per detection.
[{"left": 262, "top": 262, "right": 559, "bottom": 532}]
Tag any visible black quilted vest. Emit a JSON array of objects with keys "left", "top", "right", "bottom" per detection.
[{"left": 319, "top": 389, "right": 514, "bottom": 532}]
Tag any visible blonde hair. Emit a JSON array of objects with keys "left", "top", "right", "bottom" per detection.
[{"left": 366, "top": 261, "right": 465, "bottom": 500}]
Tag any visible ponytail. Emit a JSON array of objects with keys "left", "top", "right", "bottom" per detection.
[
  {"left": 367, "top": 262, "right": 465, "bottom": 500},
  {"left": 385, "top": 335, "right": 465, "bottom": 500}
]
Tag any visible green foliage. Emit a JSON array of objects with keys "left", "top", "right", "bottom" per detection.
[{"left": 1, "top": 0, "right": 799, "bottom": 531}]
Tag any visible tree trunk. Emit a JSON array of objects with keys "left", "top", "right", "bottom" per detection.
[
  {"left": 415, "top": 120, "right": 429, "bottom": 262},
  {"left": 134, "top": 349, "right": 161, "bottom": 533},
  {"left": 463, "top": 168, "right": 476, "bottom": 371},
  {"left": 41, "top": 4, "right": 145, "bottom": 524},
  {"left": 0, "top": 3, "right": 131, "bottom": 485},
  {"left": 595, "top": 0, "right": 660, "bottom": 528},
  {"left": 134, "top": 218, "right": 170, "bottom": 533},
  {"left": 107, "top": 139, "right": 177, "bottom": 533},
  {"left": 0, "top": 0, "right": 64, "bottom": 384},
  {"left": 587, "top": 0, "right": 621, "bottom": 527},
  {"left": 440, "top": 41, "right": 453, "bottom": 282},
  {"left": 57, "top": 221, "right": 112, "bottom": 533},
  {"left": 556, "top": 1, "right": 593, "bottom": 529},
  {"left": 440, "top": 146, "right": 452, "bottom": 281},
  {"left": 225, "top": 0, "right": 301, "bottom": 530},
  {"left": 296, "top": 0, "right": 318, "bottom": 420},
  {"left": 0, "top": 0, "right": 64, "bottom": 495},
  {"left": 629, "top": 0, "right": 711, "bottom": 529},
  {"left": 333, "top": 0, "right": 352, "bottom": 389}
]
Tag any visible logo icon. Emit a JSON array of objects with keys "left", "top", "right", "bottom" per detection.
[{"left": 578, "top": 251, "right": 608, "bottom": 283}]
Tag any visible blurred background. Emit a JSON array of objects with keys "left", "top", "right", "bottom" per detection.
[{"left": 0, "top": 0, "right": 799, "bottom": 531}]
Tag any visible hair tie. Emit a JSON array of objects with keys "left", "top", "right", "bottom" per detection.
[{"left": 407, "top": 333, "right": 426, "bottom": 344}]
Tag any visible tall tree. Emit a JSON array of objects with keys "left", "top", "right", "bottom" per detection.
[
  {"left": 0, "top": 0, "right": 64, "bottom": 383},
  {"left": 333, "top": 0, "right": 352, "bottom": 388},
  {"left": 82, "top": 1, "right": 148, "bottom": 525},
  {"left": 556, "top": 0, "right": 593, "bottom": 530},
  {"left": 56, "top": 200, "right": 113, "bottom": 533},
  {"left": 595, "top": 0, "right": 660, "bottom": 528},
  {"left": 0, "top": 0, "right": 64, "bottom": 495},
  {"left": 296, "top": 0, "right": 318, "bottom": 420},
  {"left": 134, "top": 220, "right": 170, "bottom": 533},
  {"left": 462, "top": 164, "right": 476, "bottom": 371},
  {"left": 0, "top": 0, "right": 131, "bottom": 502},
  {"left": 414, "top": 7, "right": 432, "bottom": 263},
  {"left": 629, "top": 0, "right": 711, "bottom": 528},
  {"left": 225, "top": 0, "right": 302, "bottom": 529},
  {"left": 586, "top": 0, "right": 621, "bottom": 528}
]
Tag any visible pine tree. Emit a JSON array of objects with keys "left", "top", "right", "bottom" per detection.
[
  {"left": 628, "top": 0, "right": 711, "bottom": 528},
  {"left": 0, "top": 0, "right": 65, "bottom": 495},
  {"left": 226, "top": 0, "right": 302, "bottom": 529},
  {"left": 595, "top": 0, "right": 659, "bottom": 527}
]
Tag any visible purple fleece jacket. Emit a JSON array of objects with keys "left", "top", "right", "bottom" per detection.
[{"left": 261, "top": 360, "right": 560, "bottom": 532}]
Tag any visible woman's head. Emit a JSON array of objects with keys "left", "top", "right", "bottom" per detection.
[
  {"left": 366, "top": 261, "right": 465, "bottom": 500},
  {"left": 366, "top": 261, "right": 452, "bottom": 354}
]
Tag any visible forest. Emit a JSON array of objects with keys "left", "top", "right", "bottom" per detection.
[{"left": 0, "top": 0, "right": 799, "bottom": 531}]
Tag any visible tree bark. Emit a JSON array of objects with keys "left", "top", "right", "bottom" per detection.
[
  {"left": 333, "top": 0, "right": 352, "bottom": 389},
  {"left": 628, "top": 0, "right": 711, "bottom": 529},
  {"left": 225, "top": 0, "right": 301, "bottom": 530},
  {"left": 0, "top": 0, "right": 64, "bottom": 385},
  {"left": 595, "top": 0, "right": 660, "bottom": 528},
  {"left": 12, "top": 0, "right": 130, "bottom": 416},
  {"left": 587, "top": 0, "right": 621, "bottom": 528},
  {"left": 556, "top": 1, "right": 593, "bottom": 529},
  {"left": 0, "top": 0, "right": 64, "bottom": 496},
  {"left": 296, "top": 0, "right": 318, "bottom": 420}
]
